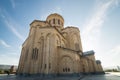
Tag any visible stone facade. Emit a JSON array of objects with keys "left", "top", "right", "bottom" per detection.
[{"left": 17, "top": 13, "right": 104, "bottom": 76}]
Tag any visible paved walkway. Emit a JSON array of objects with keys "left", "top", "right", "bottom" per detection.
[
  {"left": 81, "top": 74, "right": 120, "bottom": 80},
  {"left": 0, "top": 72, "right": 120, "bottom": 80}
]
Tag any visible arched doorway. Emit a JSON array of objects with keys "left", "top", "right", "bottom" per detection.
[{"left": 59, "top": 56, "right": 74, "bottom": 74}]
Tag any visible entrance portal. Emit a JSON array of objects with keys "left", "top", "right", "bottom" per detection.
[{"left": 59, "top": 56, "right": 73, "bottom": 74}]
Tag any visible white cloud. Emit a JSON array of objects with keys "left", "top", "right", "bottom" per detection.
[
  {"left": 0, "top": 53, "right": 19, "bottom": 65},
  {"left": 0, "top": 9, "right": 25, "bottom": 41},
  {"left": 102, "top": 45, "right": 120, "bottom": 67},
  {"left": 81, "top": 0, "right": 116, "bottom": 51},
  {"left": 0, "top": 39, "right": 11, "bottom": 47},
  {"left": 4, "top": 20, "right": 25, "bottom": 41},
  {"left": 81, "top": 0, "right": 120, "bottom": 67},
  {"left": 112, "top": 0, "right": 120, "bottom": 7},
  {"left": 10, "top": 0, "right": 16, "bottom": 8},
  {"left": 40, "top": 6, "right": 62, "bottom": 20},
  {"left": 53, "top": 6, "right": 62, "bottom": 14},
  {"left": 106, "top": 45, "right": 120, "bottom": 57}
]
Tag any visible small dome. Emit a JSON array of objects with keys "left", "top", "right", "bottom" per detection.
[
  {"left": 46, "top": 13, "right": 64, "bottom": 30},
  {"left": 96, "top": 60, "right": 101, "bottom": 64},
  {"left": 46, "top": 13, "right": 64, "bottom": 21}
]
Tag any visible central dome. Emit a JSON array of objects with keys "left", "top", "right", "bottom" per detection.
[
  {"left": 46, "top": 13, "right": 64, "bottom": 30},
  {"left": 46, "top": 13, "right": 64, "bottom": 21}
]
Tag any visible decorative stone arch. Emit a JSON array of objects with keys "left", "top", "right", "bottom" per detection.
[
  {"left": 56, "top": 34, "right": 61, "bottom": 46},
  {"left": 70, "top": 33, "right": 80, "bottom": 50},
  {"left": 46, "top": 33, "right": 52, "bottom": 38},
  {"left": 45, "top": 33, "right": 52, "bottom": 73},
  {"left": 46, "top": 33, "right": 54, "bottom": 50},
  {"left": 61, "top": 39, "right": 66, "bottom": 47},
  {"left": 70, "top": 33, "right": 79, "bottom": 42},
  {"left": 59, "top": 55, "right": 74, "bottom": 74},
  {"left": 37, "top": 36, "right": 44, "bottom": 72},
  {"left": 38, "top": 36, "right": 44, "bottom": 56},
  {"left": 62, "top": 32, "right": 68, "bottom": 38}
]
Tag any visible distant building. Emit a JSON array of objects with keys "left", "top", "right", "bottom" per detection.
[
  {"left": 0, "top": 65, "right": 11, "bottom": 70},
  {"left": 10, "top": 65, "right": 17, "bottom": 74},
  {"left": 0, "top": 65, "right": 17, "bottom": 74},
  {"left": 117, "top": 66, "right": 120, "bottom": 71},
  {"left": 17, "top": 13, "right": 104, "bottom": 76},
  {"left": 82, "top": 51, "right": 103, "bottom": 73}
]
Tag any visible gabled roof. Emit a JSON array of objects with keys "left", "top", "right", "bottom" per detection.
[{"left": 30, "top": 20, "right": 47, "bottom": 26}]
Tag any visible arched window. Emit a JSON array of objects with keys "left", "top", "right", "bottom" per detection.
[
  {"left": 63, "top": 68, "right": 65, "bottom": 72},
  {"left": 31, "top": 48, "right": 38, "bottom": 60},
  {"left": 68, "top": 68, "right": 70, "bottom": 72},
  {"left": 53, "top": 18, "right": 55, "bottom": 24},
  {"left": 58, "top": 19, "right": 60, "bottom": 25}
]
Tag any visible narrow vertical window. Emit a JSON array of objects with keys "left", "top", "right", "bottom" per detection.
[
  {"left": 35, "top": 48, "right": 38, "bottom": 60},
  {"left": 53, "top": 18, "right": 55, "bottom": 24},
  {"left": 45, "top": 64, "right": 46, "bottom": 69},
  {"left": 32, "top": 49, "right": 34, "bottom": 59},
  {"left": 31, "top": 48, "right": 38, "bottom": 60},
  {"left": 35, "top": 48, "right": 37, "bottom": 59},
  {"left": 58, "top": 19, "right": 60, "bottom": 25},
  {"left": 63, "top": 68, "right": 65, "bottom": 72},
  {"left": 33, "top": 48, "right": 35, "bottom": 59},
  {"left": 68, "top": 68, "right": 70, "bottom": 72}
]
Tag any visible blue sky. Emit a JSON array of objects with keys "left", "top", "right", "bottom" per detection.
[{"left": 0, "top": 0, "right": 120, "bottom": 68}]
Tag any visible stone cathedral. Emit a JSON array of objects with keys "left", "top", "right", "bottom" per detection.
[{"left": 17, "top": 13, "right": 104, "bottom": 76}]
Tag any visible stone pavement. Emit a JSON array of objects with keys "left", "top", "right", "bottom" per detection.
[
  {"left": 0, "top": 73, "right": 120, "bottom": 80},
  {"left": 81, "top": 74, "right": 120, "bottom": 80}
]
